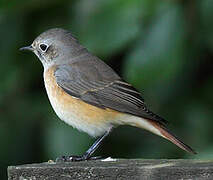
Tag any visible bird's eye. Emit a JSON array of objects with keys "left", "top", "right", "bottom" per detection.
[{"left": 39, "top": 43, "right": 48, "bottom": 52}]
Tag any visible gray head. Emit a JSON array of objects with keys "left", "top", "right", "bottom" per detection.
[{"left": 20, "top": 28, "right": 87, "bottom": 69}]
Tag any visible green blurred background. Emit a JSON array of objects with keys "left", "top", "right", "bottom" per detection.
[{"left": 0, "top": 0, "right": 213, "bottom": 179}]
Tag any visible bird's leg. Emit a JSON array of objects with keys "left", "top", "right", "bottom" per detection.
[{"left": 56, "top": 128, "right": 112, "bottom": 162}]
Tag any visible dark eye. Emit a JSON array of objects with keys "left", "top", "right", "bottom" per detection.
[{"left": 39, "top": 43, "right": 48, "bottom": 52}]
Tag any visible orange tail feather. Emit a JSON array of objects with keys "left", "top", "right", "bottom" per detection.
[{"left": 149, "top": 120, "right": 197, "bottom": 154}]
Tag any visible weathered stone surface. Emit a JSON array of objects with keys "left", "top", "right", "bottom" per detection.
[{"left": 8, "top": 159, "right": 213, "bottom": 180}]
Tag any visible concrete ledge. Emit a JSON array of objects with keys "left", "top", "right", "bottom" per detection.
[{"left": 8, "top": 159, "right": 213, "bottom": 180}]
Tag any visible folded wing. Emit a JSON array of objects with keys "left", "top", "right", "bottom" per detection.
[{"left": 55, "top": 62, "right": 167, "bottom": 124}]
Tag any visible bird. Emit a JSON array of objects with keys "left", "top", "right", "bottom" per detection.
[{"left": 20, "top": 28, "right": 196, "bottom": 162}]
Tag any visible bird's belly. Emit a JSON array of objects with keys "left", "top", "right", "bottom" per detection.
[{"left": 43, "top": 66, "right": 122, "bottom": 137}]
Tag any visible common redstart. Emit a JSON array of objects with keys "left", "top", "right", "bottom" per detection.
[{"left": 20, "top": 28, "right": 196, "bottom": 161}]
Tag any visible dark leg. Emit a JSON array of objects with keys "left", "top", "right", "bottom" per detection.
[{"left": 56, "top": 128, "right": 112, "bottom": 162}]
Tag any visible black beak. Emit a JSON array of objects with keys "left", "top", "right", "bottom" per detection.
[{"left": 19, "top": 45, "right": 34, "bottom": 51}]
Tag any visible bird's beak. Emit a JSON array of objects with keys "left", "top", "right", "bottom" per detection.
[{"left": 19, "top": 45, "right": 34, "bottom": 51}]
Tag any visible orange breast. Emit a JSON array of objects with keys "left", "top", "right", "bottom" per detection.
[{"left": 43, "top": 65, "right": 122, "bottom": 137}]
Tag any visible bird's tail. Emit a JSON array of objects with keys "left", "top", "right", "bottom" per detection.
[{"left": 128, "top": 116, "right": 197, "bottom": 154}]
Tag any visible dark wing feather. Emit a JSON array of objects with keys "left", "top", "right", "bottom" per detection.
[{"left": 55, "top": 63, "right": 167, "bottom": 124}]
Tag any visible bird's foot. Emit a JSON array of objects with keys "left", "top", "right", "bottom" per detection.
[{"left": 55, "top": 155, "right": 102, "bottom": 162}]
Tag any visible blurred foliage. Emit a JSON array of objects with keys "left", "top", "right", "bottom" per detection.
[{"left": 0, "top": 0, "right": 213, "bottom": 179}]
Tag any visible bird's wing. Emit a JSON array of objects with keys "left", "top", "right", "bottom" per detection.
[{"left": 55, "top": 62, "right": 167, "bottom": 124}]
